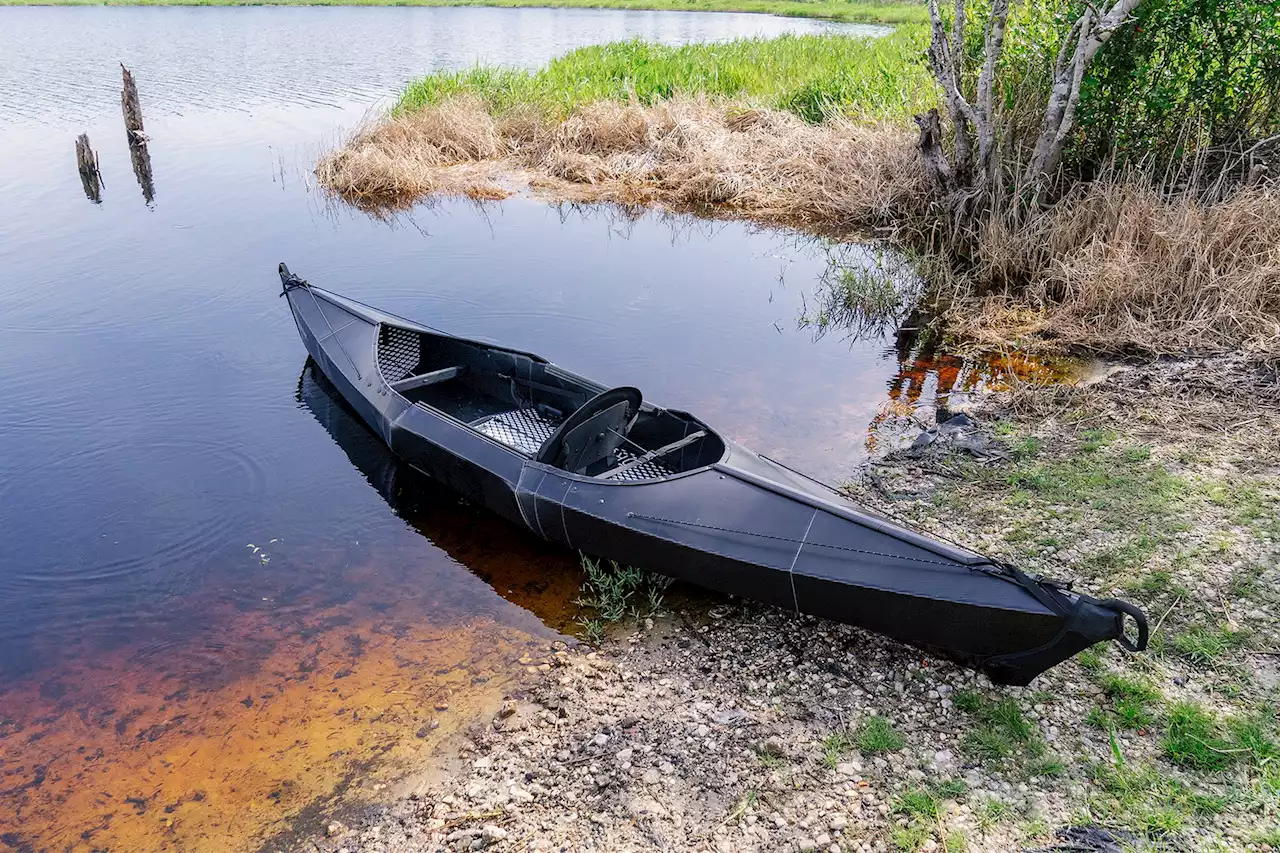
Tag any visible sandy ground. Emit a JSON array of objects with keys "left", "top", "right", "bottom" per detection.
[{"left": 284, "top": 356, "right": 1280, "bottom": 853}]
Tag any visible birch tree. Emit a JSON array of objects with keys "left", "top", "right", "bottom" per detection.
[{"left": 918, "top": 0, "right": 1145, "bottom": 208}]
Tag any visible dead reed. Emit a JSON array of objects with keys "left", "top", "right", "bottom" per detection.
[{"left": 316, "top": 97, "right": 925, "bottom": 228}]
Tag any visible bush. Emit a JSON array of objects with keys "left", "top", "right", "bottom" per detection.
[{"left": 1074, "top": 0, "right": 1280, "bottom": 174}]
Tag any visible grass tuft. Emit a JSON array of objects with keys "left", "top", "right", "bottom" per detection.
[
  {"left": 856, "top": 715, "right": 905, "bottom": 754},
  {"left": 574, "top": 554, "right": 672, "bottom": 642}
]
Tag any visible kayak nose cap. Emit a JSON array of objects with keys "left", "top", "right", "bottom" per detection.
[
  {"left": 278, "top": 262, "right": 309, "bottom": 295},
  {"left": 981, "top": 593, "right": 1149, "bottom": 686}
]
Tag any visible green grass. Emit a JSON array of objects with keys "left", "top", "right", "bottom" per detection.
[
  {"left": 1088, "top": 761, "right": 1230, "bottom": 836},
  {"left": 890, "top": 781, "right": 968, "bottom": 851},
  {"left": 856, "top": 714, "right": 905, "bottom": 753},
  {"left": 1170, "top": 622, "right": 1247, "bottom": 666},
  {"left": 1162, "top": 702, "right": 1279, "bottom": 772},
  {"left": 396, "top": 27, "right": 935, "bottom": 122},
  {"left": 821, "top": 729, "right": 855, "bottom": 767},
  {"left": 1098, "top": 672, "right": 1161, "bottom": 730},
  {"left": 954, "top": 691, "right": 1048, "bottom": 768},
  {"left": 0, "top": 0, "right": 928, "bottom": 22}
]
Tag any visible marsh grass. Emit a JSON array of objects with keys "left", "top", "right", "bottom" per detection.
[
  {"left": 398, "top": 29, "right": 935, "bottom": 122},
  {"left": 319, "top": 29, "right": 1280, "bottom": 355}
]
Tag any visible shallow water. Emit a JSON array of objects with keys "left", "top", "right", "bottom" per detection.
[{"left": 0, "top": 7, "right": 1038, "bottom": 851}]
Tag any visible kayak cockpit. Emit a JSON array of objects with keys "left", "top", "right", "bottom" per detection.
[{"left": 377, "top": 322, "right": 724, "bottom": 480}]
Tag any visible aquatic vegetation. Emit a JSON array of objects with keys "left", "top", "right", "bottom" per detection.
[{"left": 574, "top": 554, "right": 672, "bottom": 642}]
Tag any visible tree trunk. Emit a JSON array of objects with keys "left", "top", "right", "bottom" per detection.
[{"left": 1023, "top": 0, "right": 1144, "bottom": 184}]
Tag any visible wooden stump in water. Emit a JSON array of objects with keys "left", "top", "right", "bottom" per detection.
[
  {"left": 121, "top": 63, "right": 146, "bottom": 143},
  {"left": 75, "top": 132, "right": 103, "bottom": 204}
]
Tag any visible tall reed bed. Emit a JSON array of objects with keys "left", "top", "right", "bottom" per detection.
[{"left": 398, "top": 28, "right": 936, "bottom": 123}]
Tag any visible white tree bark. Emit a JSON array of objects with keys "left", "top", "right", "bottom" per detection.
[
  {"left": 1023, "top": 0, "right": 1144, "bottom": 183},
  {"left": 923, "top": 0, "right": 1011, "bottom": 206}
]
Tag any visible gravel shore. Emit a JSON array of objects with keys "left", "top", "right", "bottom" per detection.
[{"left": 287, "top": 356, "right": 1280, "bottom": 853}]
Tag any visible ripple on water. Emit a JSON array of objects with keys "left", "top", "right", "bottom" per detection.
[{"left": 0, "top": 437, "right": 270, "bottom": 649}]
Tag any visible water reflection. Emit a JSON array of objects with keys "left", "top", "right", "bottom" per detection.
[
  {"left": 298, "top": 359, "right": 584, "bottom": 629},
  {"left": 865, "top": 318, "right": 1073, "bottom": 453},
  {"left": 0, "top": 365, "right": 581, "bottom": 853},
  {"left": 130, "top": 139, "right": 156, "bottom": 205}
]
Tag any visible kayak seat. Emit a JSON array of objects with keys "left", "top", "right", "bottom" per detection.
[{"left": 535, "top": 387, "right": 642, "bottom": 476}]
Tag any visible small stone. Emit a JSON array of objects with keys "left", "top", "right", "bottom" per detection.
[
  {"left": 481, "top": 824, "right": 507, "bottom": 843},
  {"left": 435, "top": 702, "right": 450, "bottom": 711},
  {"left": 831, "top": 815, "right": 848, "bottom": 831},
  {"left": 497, "top": 699, "right": 518, "bottom": 719},
  {"left": 816, "top": 833, "right": 832, "bottom": 846},
  {"left": 592, "top": 733, "right": 609, "bottom": 747},
  {"left": 325, "top": 821, "right": 346, "bottom": 838}
]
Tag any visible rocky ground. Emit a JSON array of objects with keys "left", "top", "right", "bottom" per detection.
[{"left": 288, "top": 356, "right": 1280, "bottom": 853}]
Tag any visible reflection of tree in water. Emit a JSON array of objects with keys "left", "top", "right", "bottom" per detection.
[{"left": 865, "top": 319, "right": 1069, "bottom": 453}]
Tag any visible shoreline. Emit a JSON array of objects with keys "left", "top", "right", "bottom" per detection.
[
  {"left": 0, "top": 0, "right": 928, "bottom": 26},
  {"left": 288, "top": 357, "right": 1280, "bottom": 852}
]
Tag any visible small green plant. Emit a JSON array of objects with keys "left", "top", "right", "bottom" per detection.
[
  {"left": 1122, "top": 445, "right": 1152, "bottom": 463},
  {"left": 1076, "top": 646, "right": 1106, "bottom": 672},
  {"left": 1098, "top": 672, "right": 1160, "bottom": 730},
  {"left": 975, "top": 797, "right": 1014, "bottom": 831},
  {"left": 755, "top": 748, "right": 785, "bottom": 769},
  {"left": 894, "top": 788, "right": 941, "bottom": 821},
  {"left": 1080, "top": 429, "right": 1117, "bottom": 453},
  {"left": 575, "top": 554, "right": 673, "bottom": 642},
  {"left": 856, "top": 715, "right": 904, "bottom": 754},
  {"left": 821, "top": 730, "right": 854, "bottom": 768},
  {"left": 956, "top": 693, "right": 1046, "bottom": 767},
  {"left": 1088, "top": 760, "right": 1230, "bottom": 835},
  {"left": 1162, "top": 702, "right": 1238, "bottom": 771}
]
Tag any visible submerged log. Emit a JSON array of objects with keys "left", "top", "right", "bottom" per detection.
[
  {"left": 75, "top": 132, "right": 103, "bottom": 204},
  {"left": 121, "top": 63, "right": 146, "bottom": 143}
]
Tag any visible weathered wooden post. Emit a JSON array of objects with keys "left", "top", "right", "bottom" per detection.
[
  {"left": 121, "top": 63, "right": 146, "bottom": 143},
  {"left": 75, "top": 133, "right": 103, "bottom": 203}
]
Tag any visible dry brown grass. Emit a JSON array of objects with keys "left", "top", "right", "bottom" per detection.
[
  {"left": 316, "top": 96, "right": 1280, "bottom": 355},
  {"left": 316, "top": 96, "right": 926, "bottom": 231},
  {"left": 949, "top": 182, "right": 1280, "bottom": 354}
]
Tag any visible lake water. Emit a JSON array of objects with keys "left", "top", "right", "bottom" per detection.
[{"left": 0, "top": 7, "right": 1021, "bottom": 852}]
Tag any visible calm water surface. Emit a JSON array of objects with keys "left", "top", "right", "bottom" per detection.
[{"left": 0, "top": 8, "right": 1013, "bottom": 851}]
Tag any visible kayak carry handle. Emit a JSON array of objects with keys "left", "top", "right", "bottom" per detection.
[{"left": 1100, "top": 598, "right": 1148, "bottom": 652}]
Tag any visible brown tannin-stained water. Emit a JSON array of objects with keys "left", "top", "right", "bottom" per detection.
[{"left": 0, "top": 8, "right": 1059, "bottom": 852}]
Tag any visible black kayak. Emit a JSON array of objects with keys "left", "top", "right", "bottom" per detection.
[{"left": 279, "top": 263, "right": 1148, "bottom": 685}]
